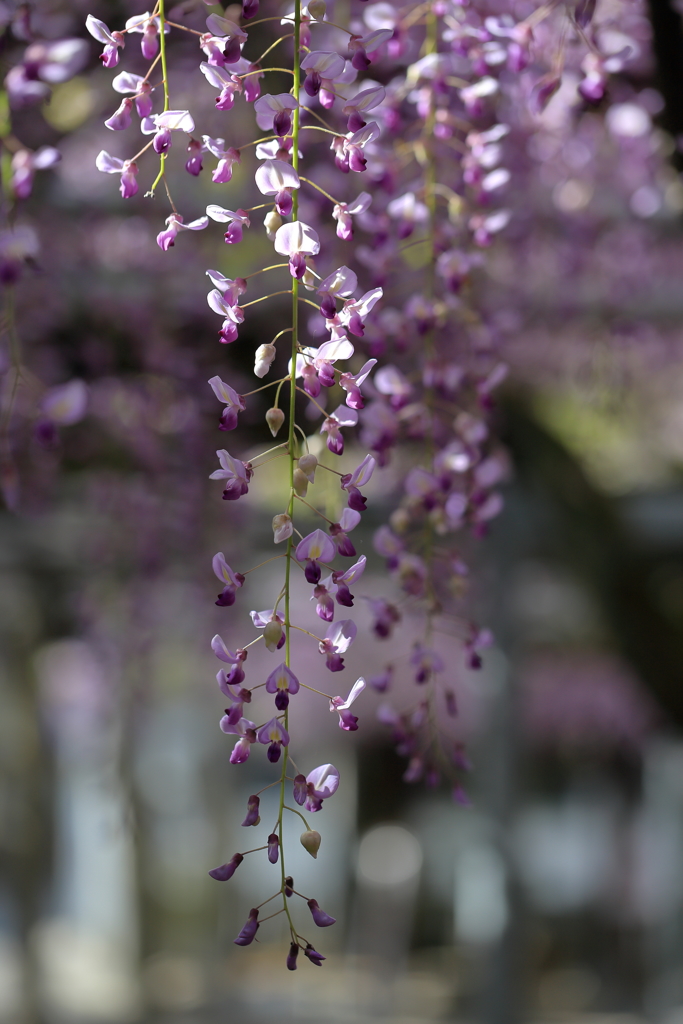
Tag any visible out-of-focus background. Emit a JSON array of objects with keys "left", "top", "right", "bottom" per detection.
[{"left": 2, "top": 0, "right": 683, "bottom": 1022}]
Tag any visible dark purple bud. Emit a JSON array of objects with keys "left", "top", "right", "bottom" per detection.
[
  {"left": 346, "top": 110, "right": 366, "bottom": 133},
  {"left": 445, "top": 690, "right": 458, "bottom": 717},
  {"left": 348, "top": 148, "right": 367, "bottom": 173},
  {"left": 223, "top": 35, "right": 242, "bottom": 64},
  {"left": 347, "top": 486, "right": 367, "bottom": 512},
  {"left": 226, "top": 663, "right": 246, "bottom": 687},
  {"left": 289, "top": 252, "right": 307, "bottom": 279},
  {"left": 335, "top": 533, "right": 356, "bottom": 558},
  {"left": 284, "top": 875, "right": 294, "bottom": 897},
  {"left": 287, "top": 942, "right": 299, "bottom": 970},
  {"left": 351, "top": 47, "right": 370, "bottom": 71},
  {"left": 209, "top": 852, "right": 243, "bottom": 881},
  {"left": 275, "top": 690, "right": 289, "bottom": 711},
  {"left": 293, "top": 775, "right": 307, "bottom": 805},
  {"left": 267, "top": 833, "right": 280, "bottom": 864},
  {"left": 307, "top": 899, "right": 336, "bottom": 927},
  {"left": 226, "top": 702, "right": 243, "bottom": 725},
  {"left": 326, "top": 653, "right": 344, "bottom": 672},
  {"left": 185, "top": 139, "right": 203, "bottom": 176},
  {"left": 273, "top": 108, "right": 292, "bottom": 138},
  {"left": 530, "top": 73, "right": 562, "bottom": 115},
  {"left": 242, "top": 794, "right": 260, "bottom": 826},
  {"left": 319, "top": 292, "right": 337, "bottom": 319},
  {"left": 234, "top": 908, "right": 259, "bottom": 945},
  {"left": 216, "top": 585, "right": 237, "bottom": 607},
  {"left": 153, "top": 128, "right": 172, "bottom": 154},
  {"left": 243, "top": 0, "right": 259, "bottom": 17},
  {"left": 304, "top": 943, "right": 326, "bottom": 966},
  {"left": 575, "top": 0, "right": 596, "bottom": 26},
  {"left": 275, "top": 189, "right": 293, "bottom": 217},
  {"left": 267, "top": 741, "right": 281, "bottom": 763},
  {"left": 304, "top": 70, "right": 321, "bottom": 96},
  {"left": 335, "top": 583, "right": 354, "bottom": 607},
  {"left": 305, "top": 559, "right": 321, "bottom": 585}
]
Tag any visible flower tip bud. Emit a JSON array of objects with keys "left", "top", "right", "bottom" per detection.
[
  {"left": 264, "top": 209, "right": 282, "bottom": 240},
  {"left": 266, "top": 406, "right": 285, "bottom": 436},
  {"left": 292, "top": 467, "right": 309, "bottom": 496},
  {"left": 272, "top": 512, "right": 293, "bottom": 543},
  {"left": 298, "top": 453, "right": 318, "bottom": 480},
  {"left": 308, "top": 0, "right": 326, "bottom": 17},
  {"left": 264, "top": 619, "right": 283, "bottom": 651},
  {"left": 300, "top": 829, "right": 321, "bottom": 858}
]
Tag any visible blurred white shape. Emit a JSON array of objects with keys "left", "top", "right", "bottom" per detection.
[
  {"left": 454, "top": 845, "right": 508, "bottom": 943},
  {"left": 553, "top": 179, "right": 593, "bottom": 212},
  {"left": 606, "top": 103, "right": 651, "bottom": 138},
  {"left": 356, "top": 823, "right": 422, "bottom": 886},
  {"left": 34, "top": 921, "right": 140, "bottom": 1020},
  {"left": 0, "top": 935, "right": 22, "bottom": 1016},
  {"left": 513, "top": 802, "right": 613, "bottom": 911}
]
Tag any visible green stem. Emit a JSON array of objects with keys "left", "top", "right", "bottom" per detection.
[
  {"left": 278, "top": 0, "right": 302, "bottom": 943},
  {"left": 148, "top": 0, "right": 170, "bottom": 198}
]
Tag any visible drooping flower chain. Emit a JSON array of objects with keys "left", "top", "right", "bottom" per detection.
[{"left": 86, "top": 0, "right": 649, "bottom": 968}]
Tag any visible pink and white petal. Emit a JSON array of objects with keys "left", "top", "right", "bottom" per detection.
[
  {"left": 274, "top": 220, "right": 320, "bottom": 257},
  {"left": 345, "top": 192, "right": 372, "bottom": 216},
  {"left": 95, "top": 151, "right": 125, "bottom": 173},
  {"left": 331, "top": 405, "right": 359, "bottom": 427},
  {"left": 85, "top": 15, "right": 118, "bottom": 44},
  {"left": 112, "top": 71, "right": 145, "bottom": 94},
  {"left": 154, "top": 109, "right": 195, "bottom": 133}
]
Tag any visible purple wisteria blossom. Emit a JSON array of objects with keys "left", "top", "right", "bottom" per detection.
[
  {"left": 265, "top": 663, "right": 300, "bottom": 710},
  {"left": 210, "top": 450, "right": 253, "bottom": 502},
  {"left": 330, "top": 677, "right": 365, "bottom": 731},
  {"left": 296, "top": 530, "right": 336, "bottom": 584},
  {"left": 257, "top": 718, "right": 290, "bottom": 762},
  {"left": 208, "top": 376, "right": 246, "bottom": 431},
  {"left": 319, "top": 620, "right": 357, "bottom": 672}
]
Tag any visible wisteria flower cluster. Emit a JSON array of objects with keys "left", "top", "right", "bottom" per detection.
[{"left": 1, "top": 0, "right": 645, "bottom": 969}]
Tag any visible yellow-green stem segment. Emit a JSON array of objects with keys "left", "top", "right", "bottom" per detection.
[
  {"left": 149, "top": 0, "right": 170, "bottom": 197},
  {"left": 278, "top": 0, "right": 302, "bottom": 942}
]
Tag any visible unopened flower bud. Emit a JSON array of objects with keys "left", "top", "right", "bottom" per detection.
[
  {"left": 264, "top": 209, "right": 282, "bottom": 239},
  {"left": 298, "top": 453, "right": 317, "bottom": 481},
  {"left": 308, "top": 0, "right": 326, "bottom": 17},
  {"left": 292, "top": 467, "right": 309, "bottom": 496},
  {"left": 286, "top": 942, "right": 299, "bottom": 971},
  {"left": 272, "top": 513, "right": 293, "bottom": 543},
  {"left": 268, "top": 832, "right": 280, "bottom": 864},
  {"left": 264, "top": 619, "right": 283, "bottom": 651},
  {"left": 266, "top": 406, "right": 285, "bottom": 436},
  {"left": 254, "top": 343, "right": 276, "bottom": 378},
  {"left": 300, "top": 829, "right": 321, "bottom": 859},
  {"left": 284, "top": 875, "right": 294, "bottom": 897}
]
